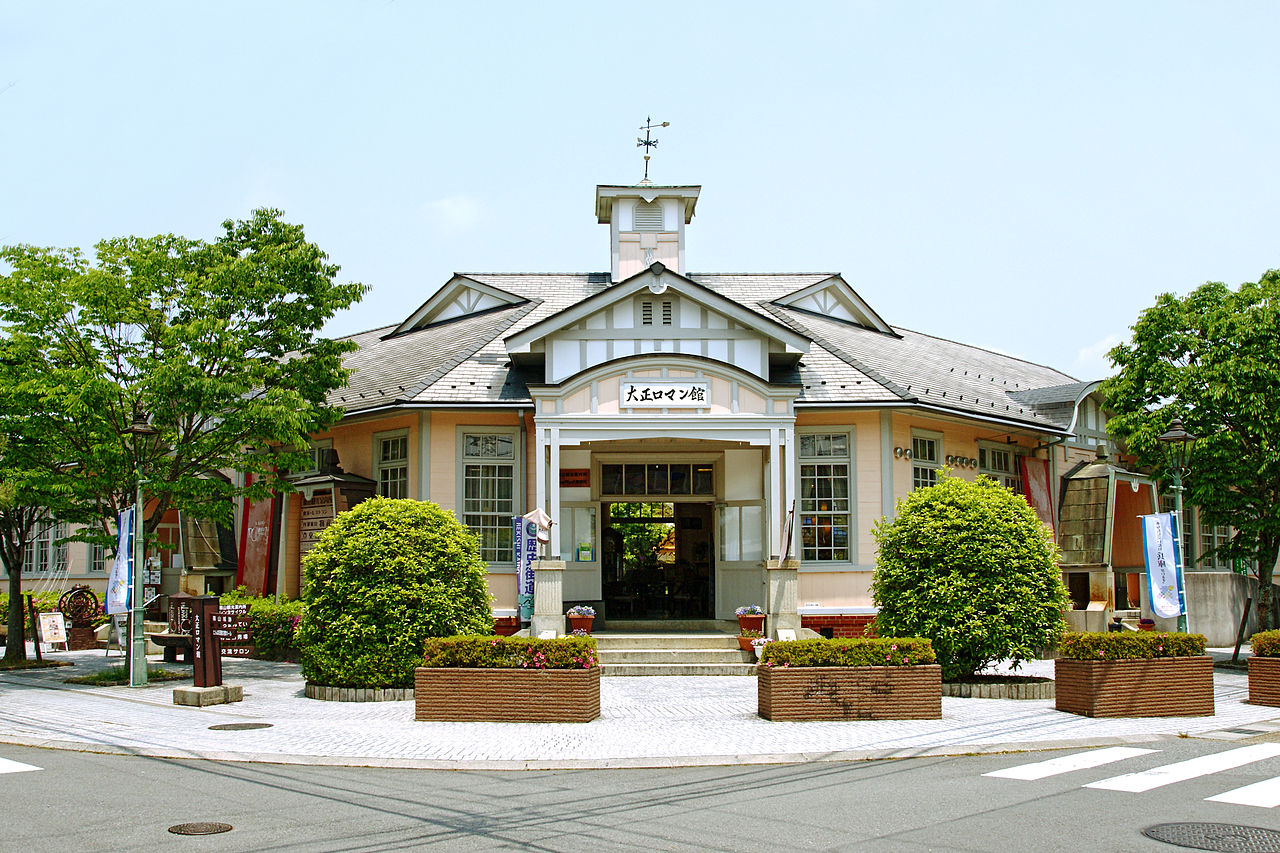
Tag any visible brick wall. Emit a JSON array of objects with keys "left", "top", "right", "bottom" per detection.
[{"left": 801, "top": 614, "right": 876, "bottom": 638}]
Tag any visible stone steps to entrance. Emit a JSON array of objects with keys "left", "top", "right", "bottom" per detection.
[{"left": 593, "top": 631, "right": 755, "bottom": 676}]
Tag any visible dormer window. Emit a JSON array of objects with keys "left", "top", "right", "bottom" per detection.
[{"left": 633, "top": 200, "right": 664, "bottom": 231}]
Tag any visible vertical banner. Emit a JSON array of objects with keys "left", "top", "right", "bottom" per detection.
[
  {"left": 513, "top": 516, "right": 537, "bottom": 623},
  {"left": 237, "top": 472, "right": 276, "bottom": 596},
  {"left": 1020, "top": 457, "right": 1055, "bottom": 533},
  {"left": 105, "top": 508, "right": 133, "bottom": 615},
  {"left": 1141, "top": 512, "right": 1185, "bottom": 618}
]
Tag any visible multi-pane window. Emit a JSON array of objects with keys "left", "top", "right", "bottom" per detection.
[
  {"left": 600, "top": 463, "right": 714, "bottom": 497},
  {"left": 90, "top": 542, "right": 106, "bottom": 573},
  {"left": 375, "top": 433, "right": 409, "bottom": 499},
  {"left": 463, "top": 433, "right": 515, "bottom": 563},
  {"left": 1160, "top": 495, "right": 1194, "bottom": 569},
  {"left": 799, "top": 432, "right": 851, "bottom": 562},
  {"left": 1200, "top": 521, "right": 1232, "bottom": 571},
  {"left": 912, "top": 433, "right": 941, "bottom": 490},
  {"left": 23, "top": 521, "right": 67, "bottom": 575},
  {"left": 978, "top": 445, "right": 1023, "bottom": 493}
]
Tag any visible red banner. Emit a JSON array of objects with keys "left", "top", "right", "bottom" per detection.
[
  {"left": 237, "top": 473, "right": 275, "bottom": 596},
  {"left": 1020, "top": 457, "right": 1055, "bottom": 535}
]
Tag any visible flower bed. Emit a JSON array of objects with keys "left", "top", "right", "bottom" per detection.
[
  {"left": 1248, "top": 630, "right": 1280, "bottom": 708},
  {"left": 1054, "top": 631, "right": 1213, "bottom": 717},
  {"left": 756, "top": 638, "right": 941, "bottom": 721},
  {"left": 415, "top": 636, "right": 600, "bottom": 722}
]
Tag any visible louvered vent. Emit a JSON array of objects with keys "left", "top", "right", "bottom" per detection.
[
  {"left": 633, "top": 201, "right": 664, "bottom": 231},
  {"left": 641, "top": 300, "right": 653, "bottom": 325},
  {"left": 661, "top": 300, "right": 673, "bottom": 326}
]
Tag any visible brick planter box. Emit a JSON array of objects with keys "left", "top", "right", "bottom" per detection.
[
  {"left": 414, "top": 667, "right": 601, "bottom": 722},
  {"left": 1248, "top": 657, "right": 1280, "bottom": 707},
  {"left": 1054, "top": 656, "right": 1214, "bottom": 717},
  {"left": 757, "top": 665, "right": 942, "bottom": 721}
]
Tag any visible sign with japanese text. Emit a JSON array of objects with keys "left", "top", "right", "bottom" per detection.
[
  {"left": 621, "top": 381, "right": 709, "bottom": 408},
  {"left": 1141, "top": 512, "right": 1185, "bottom": 619},
  {"left": 105, "top": 508, "right": 133, "bottom": 616},
  {"left": 513, "top": 517, "right": 538, "bottom": 622}
]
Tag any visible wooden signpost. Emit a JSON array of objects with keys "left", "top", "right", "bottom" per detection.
[{"left": 190, "top": 598, "right": 252, "bottom": 687}]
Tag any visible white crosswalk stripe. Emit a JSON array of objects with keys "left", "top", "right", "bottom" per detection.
[
  {"left": 0, "top": 757, "right": 42, "bottom": 775},
  {"left": 1206, "top": 776, "right": 1280, "bottom": 808},
  {"left": 1085, "top": 743, "right": 1280, "bottom": 793},
  {"left": 983, "top": 746, "right": 1157, "bottom": 780}
]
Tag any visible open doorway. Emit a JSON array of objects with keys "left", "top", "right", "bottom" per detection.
[{"left": 602, "top": 501, "right": 713, "bottom": 620}]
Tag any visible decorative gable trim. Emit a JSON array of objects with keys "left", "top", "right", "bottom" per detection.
[
  {"left": 773, "top": 276, "right": 897, "bottom": 336},
  {"left": 389, "top": 275, "right": 527, "bottom": 337}
]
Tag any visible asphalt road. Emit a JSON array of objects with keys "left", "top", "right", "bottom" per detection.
[{"left": 3, "top": 737, "right": 1280, "bottom": 852}]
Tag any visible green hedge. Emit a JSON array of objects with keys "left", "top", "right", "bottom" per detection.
[
  {"left": 1058, "top": 631, "right": 1206, "bottom": 661},
  {"left": 421, "top": 636, "right": 599, "bottom": 670},
  {"left": 219, "top": 588, "right": 304, "bottom": 661},
  {"left": 1, "top": 591, "right": 65, "bottom": 635},
  {"left": 1251, "top": 630, "right": 1280, "bottom": 657},
  {"left": 757, "top": 637, "right": 936, "bottom": 667}
]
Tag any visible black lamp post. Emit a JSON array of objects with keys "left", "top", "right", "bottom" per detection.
[
  {"left": 1157, "top": 416, "right": 1196, "bottom": 633},
  {"left": 123, "top": 412, "right": 157, "bottom": 687}
]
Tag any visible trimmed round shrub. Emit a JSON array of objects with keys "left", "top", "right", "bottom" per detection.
[
  {"left": 296, "top": 498, "right": 493, "bottom": 688},
  {"left": 872, "top": 474, "right": 1068, "bottom": 681}
]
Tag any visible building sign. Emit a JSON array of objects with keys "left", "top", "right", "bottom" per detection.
[
  {"left": 38, "top": 612, "right": 67, "bottom": 645},
  {"left": 622, "top": 381, "right": 709, "bottom": 408},
  {"left": 560, "top": 469, "right": 590, "bottom": 488},
  {"left": 299, "top": 493, "right": 336, "bottom": 556},
  {"left": 513, "top": 517, "right": 538, "bottom": 623},
  {"left": 1141, "top": 512, "right": 1185, "bottom": 619}
]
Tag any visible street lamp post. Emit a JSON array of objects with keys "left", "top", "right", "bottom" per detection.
[
  {"left": 1157, "top": 416, "right": 1197, "bottom": 635},
  {"left": 123, "top": 413, "right": 157, "bottom": 688}
]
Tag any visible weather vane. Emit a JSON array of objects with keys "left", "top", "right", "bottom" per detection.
[{"left": 636, "top": 116, "right": 669, "bottom": 181}]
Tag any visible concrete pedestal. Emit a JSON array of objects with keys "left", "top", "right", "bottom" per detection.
[
  {"left": 530, "top": 560, "right": 566, "bottom": 638},
  {"left": 766, "top": 558, "right": 802, "bottom": 638},
  {"left": 172, "top": 684, "right": 243, "bottom": 707}
]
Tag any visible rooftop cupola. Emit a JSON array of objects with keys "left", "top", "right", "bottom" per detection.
[{"left": 595, "top": 183, "right": 700, "bottom": 281}]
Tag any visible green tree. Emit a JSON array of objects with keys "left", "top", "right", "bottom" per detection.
[
  {"left": 296, "top": 498, "right": 494, "bottom": 688},
  {"left": 0, "top": 210, "right": 365, "bottom": 567},
  {"left": 872, "top": 475, "right": 1068, "bottom": 680},
  {"left": 1103, "top": 271, "right": 1280, "bottom": 630}
]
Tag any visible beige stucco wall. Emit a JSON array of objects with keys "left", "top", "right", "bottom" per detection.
[{"left": 799, "top": 571, "right": 873, "bottom": 608}]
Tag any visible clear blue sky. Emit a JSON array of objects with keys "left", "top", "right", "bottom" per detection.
[{"left": 3, "top": 2, "right": 1277, "bottom": 379}]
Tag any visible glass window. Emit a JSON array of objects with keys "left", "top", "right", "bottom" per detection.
[
  {"left": 375, "top": 433, "right": 410, "bottom": 499},
  {"left": 23, "top": 521, "right": 67, "bottom": 575},
  {"left": 600, "top": 462, "right": 713, "bottom": 497},
  {"left": 90, "top": 542, "right": 106, "bottom": 573},
  {"left": 462, "top": 432, "right": 515, "bottom": 562},
  {"left": 719, "top": 505, "right": 764, "bottom": 562},
  {"left": 978, "top": 444, "right": 1023, "bottom": 493},
  {"left": 800, "top": 432, "right": 852, "bottom": 562},
  {"left": 1200, "top": 521, "right": 1231, "bottom": 571},
  {"left": 1159, "top": 495, "right": 1194, "bottom": 569},
  {"left": 912, "top": 433, "right": 941, "bottom": 490},
  {"left": 560, "top": 506, "right": 598, "bottom": 562}
]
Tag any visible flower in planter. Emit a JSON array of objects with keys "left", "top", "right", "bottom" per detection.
[
  {"left": 570, "top": 628, "right": 590, "bottom": 637},
  {"left": 735, "top": 605, "right": 764, "bottom": 616},
  {"left": 739, "top": 629, "right": 764, "bottom": 638},
  {"left": 750, "top": 637, "right": 772, "bottom": 649},
  {"left": 566, "top": 605, "right": 596, "bottom": 617}
]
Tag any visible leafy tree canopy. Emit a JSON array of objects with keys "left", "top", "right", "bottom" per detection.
[
  {"left": 1103, "top": 270, "right": 1280, "bottom": 628},
  {"left": 0, "top": 209, "right": 366, "bottom": 550}
]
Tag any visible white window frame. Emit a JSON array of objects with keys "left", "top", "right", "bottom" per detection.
[
  {"left": 23, "top": 520, "right": 67, "bottom": 576},
  {"left": 977, "top": 441, "right": 1023, "bottom": 493},
  {"left": 456, "top": 426, "right": 522, "bottom": 568},
  {"left": 911, "top": 429, "right": 942, "bottom": 490},
  {"left": 373, "top": 429, "right": 410, "bottom": 499},
  {"left": 797, "top": 428, "right": 856, "bottom": 565}
]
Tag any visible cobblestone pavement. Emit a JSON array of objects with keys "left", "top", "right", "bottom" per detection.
[{"left": 1, "top": 650, "right": 1277, "bottom": 769}]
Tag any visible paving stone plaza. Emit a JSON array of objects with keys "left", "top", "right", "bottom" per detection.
[{"left": 2, "top": 650, "right": 1278, "bottom": 770}]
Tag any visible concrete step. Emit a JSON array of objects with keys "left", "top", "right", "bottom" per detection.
[
  {"left": 593, "top": 633, "right": 741, "bottom": 650},
  {"left": 597, "top": 648, "right": 752, "bottom": 665},
  {"left": 602, "top": 662, "right": 758, "bottom": 676},
  {"left": 603, "top": 620, "right": 737, "bottom": 633}
]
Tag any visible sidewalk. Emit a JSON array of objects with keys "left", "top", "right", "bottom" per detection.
[{"left": 1, "top": 649, "right": 1277, "bottom": 770}]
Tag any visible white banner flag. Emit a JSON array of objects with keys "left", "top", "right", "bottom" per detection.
[
  {"left": 105, "top": 508, "right": 133, "bottom": 615},
  {"left": 1141, "top": 512, "right": 1184, "bottom": 619}
]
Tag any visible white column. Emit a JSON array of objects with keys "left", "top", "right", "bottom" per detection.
[
  {"left": 768, "top": 428, "right": 781, "bottom": 559},
  {"left": 535, "top": 423, "right": 547, "bottom": 557},
  {"left": 549, "top": 427, "right": 562, "bottom": 559},
  {"left": 417, "top": 412, "right": 431, "bottom": 501},
  {"left": 782, "top": 424, "right": 797, "bottom": 559},
  {"left": 274, "top": 492, "right": 290, "bottom": 600}
]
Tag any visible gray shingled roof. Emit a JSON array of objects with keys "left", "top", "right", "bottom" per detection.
[{"left": 331, "top": 272, "right": 1085, "bottom": 432}]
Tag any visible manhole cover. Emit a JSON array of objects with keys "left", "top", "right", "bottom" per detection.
[
  {"left": 1143, "top": 823, "right": 1280, "bottom": 852},
  {"left": 208, "top": 723, "right": 273, "bottom": 731},
  {"left": 168, "top": 822, "right": 233, "bottom": 836}
]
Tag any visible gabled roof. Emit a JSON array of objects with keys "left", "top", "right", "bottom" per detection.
[
  {"left": 773, "top": 276, "right": 896, "bottom": 336},
  {"left": 503, "top": 263, "right": 810, "bottom": 356},
  {"left": 328, "top": 270, "right": 1082, "bottom": 433},
  {"left": 389, "top": 275, "right": 527, "bottom": 337}
]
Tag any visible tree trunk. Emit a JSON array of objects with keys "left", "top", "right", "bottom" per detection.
[
  {"left": 1257, "top": 548, "right": 1280, "bottom": 634},
  {"left": 4, "top": 558, "right": 26, "bottom": 662}
]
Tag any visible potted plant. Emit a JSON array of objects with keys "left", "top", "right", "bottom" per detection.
[
  {"left": 1248, "top": 630, "right": 1280, "bottom": 707},
  {"left": 757, "top": 637, "right": 941, "bottom": 720},
  {"left": 738, "top": 629, "right": 763, "bottom": 651},
  {"left": 1054, "top": 631, "right": 1213, "bottom": 717},
  {"left": 735, "top": 604, "right": 765, "bottom": 635},
  {"left": 416, "top": 635, "right": 600, "bottom": 722},
  {"left": 566, "top": 605, "right": 596, "bottom": 634},
  {"left": 750, "top": 636, "right": 772, "bottom": 660}
]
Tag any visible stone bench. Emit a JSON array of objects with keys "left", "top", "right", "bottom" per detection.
[{"left": 146, "top": 633, "right": 193, "bottom": 663}]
